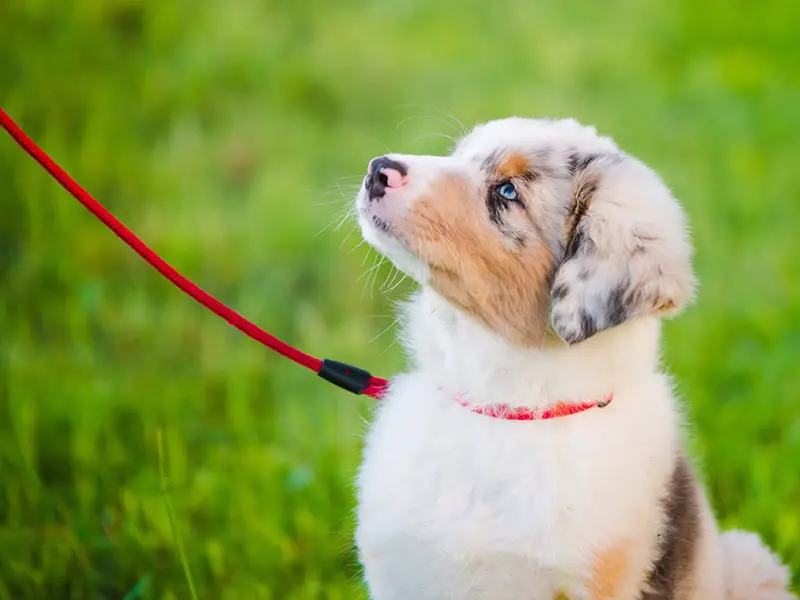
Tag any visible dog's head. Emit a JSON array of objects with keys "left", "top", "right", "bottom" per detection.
[{"left": 356, "top": 117, "right": 695, "bottom": 346}]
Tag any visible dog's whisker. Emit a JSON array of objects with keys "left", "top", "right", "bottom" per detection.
[
  {"left": 391, "top": 104, "right": 467, "bottom": 137},
  {"left": 380, "top": 265, "right": 402, "bottom": 292},
  {"left": 330, "top": 174, "right": 368, "bottom": 182},
  {"left": 338, "top": 222, "right": 360, "bottom": 249},
  {"left": 314, "top": 205, "right": 356, "bottom": 239},
  {"left": 364, "top": 254, "right": 387, "bottom": 299},
  {"left": 348, "top": 238, "right": 368, "bottom": 254},
  {"left": 314, "top": 216, "right": 344, "bottom": 239},
  {"left": 393, "top": 115, "right": 460, "bottom": 142},
  {"left": 366, "top": 315, "right": 401, "bottom": 345},
  {"left": 365, "top": 136, "right": 393, "bottom": 156},
  {"left": 360, "top": 246, "right": 374, "bottom": 268},
  {"left": 334, "top": 181, "right": 360, "bottom": 204},
  {"left": 310, "top": 198, "right": 348, "bottom": 208},
  {"left": 411, "top": 132, "right": 457, "bottom": 146},
  {"left": 334, "top": 209, "right": 357, "bottom": 232},
  {"left": 368, "top": 256, "right": 386, "bottom": 299},
  {"left": 358, "top": 253, "right": 383, "bottom": 284},
  {"left": 306, "top": 184, "right": 361, "bottom": 195},
  {"left": 385, "top": 272, "right": 409, "bottom": 294}
]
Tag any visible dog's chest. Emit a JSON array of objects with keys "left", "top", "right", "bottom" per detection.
[{"left": 355, "top": 381, "right": 671, "bottom": 600}]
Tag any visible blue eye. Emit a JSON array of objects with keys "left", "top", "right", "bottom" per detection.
[{"left": 496, "top": 182, "right": 518, "bottom": 201}]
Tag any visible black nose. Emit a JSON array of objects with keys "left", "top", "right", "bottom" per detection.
[{"left": 366, "top": 156, "right": 408, "bottom": 199}]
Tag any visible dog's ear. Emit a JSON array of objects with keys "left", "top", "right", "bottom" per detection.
[{"left": 549, "top": 153, "right": 696, "bottom": 345}]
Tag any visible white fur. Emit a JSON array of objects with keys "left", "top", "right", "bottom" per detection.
[
  {"left": 352, "top": 117, "right": 796, "bottom": 599},
  {"left": 357, "top": 292, "right": 680, "bottom": 599},
  {"left": 721, "top": 530, "right": 796, "bottom": 600}
]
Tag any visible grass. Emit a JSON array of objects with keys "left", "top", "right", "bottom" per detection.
[{"left": 1, "top": 0, "right": 798, "bottom": 597}]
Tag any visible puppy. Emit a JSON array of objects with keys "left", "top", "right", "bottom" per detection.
[{"left": 352, "top": 117, "right": 796, "bottom": 600}]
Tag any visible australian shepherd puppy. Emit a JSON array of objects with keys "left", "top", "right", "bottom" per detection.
[{"left": 352, "top": 117, "right": 795, "bottom": 600}]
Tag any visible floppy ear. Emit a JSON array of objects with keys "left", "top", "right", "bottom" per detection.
[{"left": 549, "top": 153, "right": 696, "bottom": 345}]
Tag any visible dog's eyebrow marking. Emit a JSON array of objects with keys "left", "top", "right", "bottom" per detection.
[
  {"left": 482, "top": 151, "right": 543, "bottom": 183},
  {"left": 497, "top": 153, "right": 530, "bottom": 179},
  {"left": 486, "top": 154, "right": 532, "bottom": 232},
  {"left": 639, "top": 456, "right": 700, "bottom": 599}
]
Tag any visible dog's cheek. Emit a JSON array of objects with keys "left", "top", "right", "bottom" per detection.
[
  {"left": 430, "top": 235, "right": 556, "bottom": 346},
  {"left": 400, "top": 172, "right": 557, "bottom": 344},
  {"left": 401, "top": 175, "right": 485, "bottom": 272}
]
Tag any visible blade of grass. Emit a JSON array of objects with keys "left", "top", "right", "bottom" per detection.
[
  {"left": 121, "top": 575, "right": 151, "bottom": 600},
  {"left": 157, "top": 429, "right": 199, "bottom": 600}
]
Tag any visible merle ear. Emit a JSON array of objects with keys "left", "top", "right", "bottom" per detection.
[{"left": 549, "top": 153, "right": 696, "bottom": 345}]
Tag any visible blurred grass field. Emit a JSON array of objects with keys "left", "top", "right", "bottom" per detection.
[{"left": 1, "top": 0, "right": 799, "bottom": 598}]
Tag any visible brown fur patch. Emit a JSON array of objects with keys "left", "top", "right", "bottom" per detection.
[
  {"left": 640, "top": 456, "right": 700, "bottom": 599},
  {"left": 497, "top": 153, "right": 530, "bottom": 179},
  {"left": 564, "top": 172, "right": 599, "bottom": 248},
  {"left": 589, "top": 541, "right": 632, "bottom": 599},
  {"left": 656, "top": 299, "right": 676, "bottom": 312},
  {"left": 398, "top": 175, "right": 555, "bottom": 345}
]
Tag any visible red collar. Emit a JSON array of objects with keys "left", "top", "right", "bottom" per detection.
[{"left": 454, "top": 392, "right": 614, "bottom": 421}]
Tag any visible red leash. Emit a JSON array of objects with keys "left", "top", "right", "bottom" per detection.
[{"left": 0, "top": 108, "right": 389, "bottom": 399}]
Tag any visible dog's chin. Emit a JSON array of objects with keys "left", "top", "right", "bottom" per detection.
[{"left": 358, "top": 213, "right": 431, "bottom": 284}]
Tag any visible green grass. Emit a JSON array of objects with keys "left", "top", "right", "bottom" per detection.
[{"left": 1, "top": 0, "right": 798, "bottom": 597}]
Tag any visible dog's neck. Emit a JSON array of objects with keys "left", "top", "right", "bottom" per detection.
[{"left": 401, "top": 288, "right": 662, "bottom": 409}]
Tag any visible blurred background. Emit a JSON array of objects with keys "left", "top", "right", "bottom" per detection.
[{"left": 1, "top": 0, "right": 799, "bottom": 598}]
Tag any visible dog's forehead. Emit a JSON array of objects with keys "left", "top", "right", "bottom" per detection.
[
  {"left": 453, "top": 117, "right": 618, "bottom": 164},
  {"left": 456, "top": 118, "right": 546, "bottom": 153}
]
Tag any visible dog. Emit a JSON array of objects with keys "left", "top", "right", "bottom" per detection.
[{"left": 352, "top": 116, "right": 796, "bottom": 600}]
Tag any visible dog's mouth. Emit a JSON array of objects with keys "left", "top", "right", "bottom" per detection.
[
  {"left": 357, "top": 195, "right": 431, "bottom": 283},
  {"left": 356, "top": 183, "right": 411, "bottom": 247}
]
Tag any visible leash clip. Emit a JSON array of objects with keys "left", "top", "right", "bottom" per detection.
[{"left": 318, "top": 359, "right": 373, "bottom": 395}]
